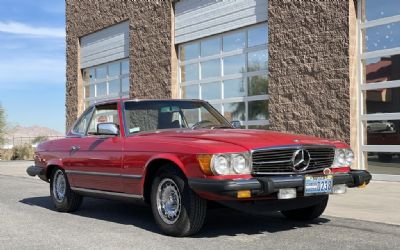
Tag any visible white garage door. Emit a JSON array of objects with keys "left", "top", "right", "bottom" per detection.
[
  {"left": 80, "top": 21, "right": 129, "bottom": 69},
  {"left": 175, "top": 0, "right": 268, "bottom": 44}
]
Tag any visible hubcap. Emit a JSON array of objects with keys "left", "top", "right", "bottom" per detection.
[
  {"left": 52, "top": 170, "right": 66, "bottom": 203},
  {"left": 156, "top": 178, "right": 181, "bottom": 225}
]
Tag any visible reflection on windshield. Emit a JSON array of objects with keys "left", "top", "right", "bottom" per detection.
[{"left": 123, "top": 101, "right": 231, "bottom": 134}]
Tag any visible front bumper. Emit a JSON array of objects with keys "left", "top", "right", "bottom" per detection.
[
  {"left": 26, "top": 165, "right": 47, "bottom": 182},
  {"left": 188, "top": 170, "right": 371, "bottom": 199}
]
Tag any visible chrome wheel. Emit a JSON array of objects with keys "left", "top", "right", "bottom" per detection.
[
  {"left": 156, "top": 178, "right": 182, "bottom": 224},
  {"left": 52, "top": 170, "right": 66, "bottom": 203}
]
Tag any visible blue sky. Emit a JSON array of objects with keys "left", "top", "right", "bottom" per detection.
[{"left": 0, "top": 0, "right": 66, "bottom": 133}]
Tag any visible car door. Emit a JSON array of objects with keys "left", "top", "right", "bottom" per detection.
[{"left": 65, "top": 102, "right": 124, "bottom": 192}]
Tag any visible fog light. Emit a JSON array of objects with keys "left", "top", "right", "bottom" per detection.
[
  {"left": 278, "top": 188, "right": 297, "bottom": 199},
  {"left": 333, "top": 184, "right": 347, "bottom": 194},
  {"left": 237, "top": 190, "right": 251, "bottom": 198}
]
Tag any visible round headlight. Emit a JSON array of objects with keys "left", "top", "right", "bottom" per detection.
[
  {"left": 212, "top": 155, "right": 230, "bottom": 175},
  {"left": 333, "top": 148, "right": 354, "bottom": 167},
  {"left": 232, "top": 154, "right": 248, "bottom": 174},
  {"left": 337, "top": 149, "right": 346, "bottom": 165},
  {"left": 345, "top": 149, "right": 354, "bottom": 166}
]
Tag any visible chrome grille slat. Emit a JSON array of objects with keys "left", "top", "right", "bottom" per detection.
[{"left": 251, "top": 146, "right": 335, "bottom": 175}]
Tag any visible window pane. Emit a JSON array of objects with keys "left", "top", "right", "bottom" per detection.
[
  {"left": 224, "top": 102, "right": 245, "bottom": 121},
  {"left": 201, "top": 38, "right": 221, "bottom": 57},
  {"left": 365, "top": 0, "right": 400, "bottom": 21},
  {"left": 85, "top": 85, "right": 94, "bottom": 98},
  {"left": 364, "top": 55, "right": 400, "bottom": 83},
  {"left": 108, "top": 62, "right": 120, "bottom": 77},
  {"left": 248, "top": 25, "right": 268, "bottom": 47},
  {"left": 248, "top": 75, "right": 268, "bottom": 96},
  {"left": 248, "top": 49, "right": 268, "bottom": 72},
  {"left": 84, "top": 85, "right": 95, "bottom": 98},
  {"left": 364, "top": 22, "right": 400, "bottom": 52},
  {"left": 109, "top": 79, "right": 120, "bottom": 95},
  {"left": 180, "top": 63, "right": 199, "bottom": 82},
  {"left": 82, "top": 68, "right": 95, "bottom": 83},
  {"left": 365, "top": 87, "right": 400, "bottom": 114},
  {"left": 96, "top": 82, "right": 107, "bottom": 97},
  {"left": 122, "top": 59, "right": 129, "bottom": 74},
  {"left": 96, "top": 66, "right": 107, "bottom": 80},
  {"left": 249, "top": 100, "right": 268, "bottom": 120},
  {"left": 366, "top": 120, "right": 399, "bottom": 139},
  {"left": 121, "top": 77, "right": 129, "bottom": 92},
  {"left": 201, "top": 59, "right": 220, "bottom": 79},
  {"left": 201, "top": 82, "right": 221, "bottom": 100},
  {"left": 224, "top": 79, "right": 245, "bottom": 98},
  {"left": 181, "top": 85, "right": 199, "bottom": 99},
  {"left": 180, "top": 43, "right": 199, "bottom": 61},
  {"left": 367, "top": 152, "right": 400, "bottom": 175},
  {"left": 88, "top": 105, "right": 119, "bottom": 134},
  {"left": 73, "top": 110, "right": 92, "bottom": 134},
  {"left": 82, "top": 69, "right": 92, "bottom": 83},
  {"left": 223, "top": 31, "right": 245, "bottom": 51},
  {"left": 224, "top": 54, "right": 245, "bottom": 75}
]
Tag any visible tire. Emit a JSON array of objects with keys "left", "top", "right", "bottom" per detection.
[
  {"left": 150, "top": 168, "right": 207, "bottom": 237},
  {"left": 50, "top": 168, "right": 83, "bottom": 212},
  {"left": 281, "top": 196, "right": 328, "bottom": 220}
]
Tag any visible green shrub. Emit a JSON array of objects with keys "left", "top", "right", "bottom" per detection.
[
  {"left": 10, "top": 144, "right": 34, "bottom": 160},
  {"left": 0, "top": 149, "right": 14, "bottom": 161}
]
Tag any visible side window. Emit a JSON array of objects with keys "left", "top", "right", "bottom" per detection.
[
  {"left": 72, "top": 108, "right": 93, "bottom": 135},
  {"left": 87, "top": 104, "right": 119, "bottom": 134}
]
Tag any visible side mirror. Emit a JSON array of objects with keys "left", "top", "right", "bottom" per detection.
[
  {"left": 231, "top": 120, "right": 241, "bottom": 129},
  {"left": 97, "top": 123, "right": 119, "bottom": 136}
]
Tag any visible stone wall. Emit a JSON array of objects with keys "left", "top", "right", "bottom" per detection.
[
  {"left": 65, "top": 0, "right": 173, "bottom": 130},
  {"left": 268, "top": 0, "right": 351, "bottom": 143}
]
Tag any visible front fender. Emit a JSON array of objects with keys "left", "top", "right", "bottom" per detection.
[
  {"left": 144, "top": 153, "right": 188, "bottom": 177},
  {"left": 44, "top": 158, "right": 65, "bottom": 180}
]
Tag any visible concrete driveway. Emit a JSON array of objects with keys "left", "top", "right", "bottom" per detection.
[{"left": 0, "top": 161, "right": 399, "bottom": 249}]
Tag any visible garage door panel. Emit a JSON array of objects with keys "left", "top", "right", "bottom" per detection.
[
  {"left": 80, "top": 21, "right": 129, "bottom": 68},
  {"left": 175, "top": 0, "right": 268, "bottom": 44}
]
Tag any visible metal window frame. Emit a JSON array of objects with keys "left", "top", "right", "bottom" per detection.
[
  {"left": 357, "top": 0, "right": 400, "bottom": 167},
  {"left": 83, "top": 58, "right": 130, "bottom": 109},
  {"left": 178, "top": 23, "right": 269, "bottom": 129}
]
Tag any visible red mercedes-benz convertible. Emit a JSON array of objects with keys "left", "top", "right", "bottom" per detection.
[{"left": 27, "top": 99, "right": 371, "bottom": 236}]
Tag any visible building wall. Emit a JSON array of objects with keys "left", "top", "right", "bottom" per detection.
[
  {"left": 268, "top": 0, "right": 351, "bottom": 143},
  {"left": 65, "top": 0, "right": 173, "bottom": 130}
]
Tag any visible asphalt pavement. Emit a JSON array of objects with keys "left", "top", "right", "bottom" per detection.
[{"left": 0, "top": 161, "right": 399, "bottom": 250}]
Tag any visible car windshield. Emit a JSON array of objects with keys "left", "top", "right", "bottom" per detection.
[{"left": 124, "top": 100, "right": 232, "bottom": 134}]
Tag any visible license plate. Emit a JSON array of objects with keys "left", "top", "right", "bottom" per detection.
[{"left": 304, "top": 174, "right": 333, "bottom": 196}]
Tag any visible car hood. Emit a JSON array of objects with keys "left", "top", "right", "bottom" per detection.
[{"left": 136, "top": 129, "right": 342, "bottom": 151}]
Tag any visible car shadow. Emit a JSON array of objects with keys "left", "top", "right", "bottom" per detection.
[{"left": 19, "top": 196, "right": 330, "bottom": 237}]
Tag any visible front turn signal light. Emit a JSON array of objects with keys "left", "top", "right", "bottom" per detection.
[
  {"left": 197, "top": 154, "right": 213, "bottom": 175},
  {"left": 237, "top": 190, "right": 251, "bottom": 198}
]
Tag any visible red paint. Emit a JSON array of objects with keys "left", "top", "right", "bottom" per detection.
[
  {"left": 331, "top": 167, "right": 351, "bottom": 173},
  {"left": 35, "top": 99, "right": 352, "bottom": 199}
]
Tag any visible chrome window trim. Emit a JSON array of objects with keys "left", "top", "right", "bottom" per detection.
[{"left": 70, "top": 106, "right": 95, "bottom": 137}]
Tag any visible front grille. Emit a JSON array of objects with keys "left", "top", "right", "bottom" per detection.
[{"left": 251, "top": 146, "right": 335, "bottom": 175}]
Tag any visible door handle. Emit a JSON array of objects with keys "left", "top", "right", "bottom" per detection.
[{"left": 71, "top": 145, "right": 80, "bottom": 151}]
